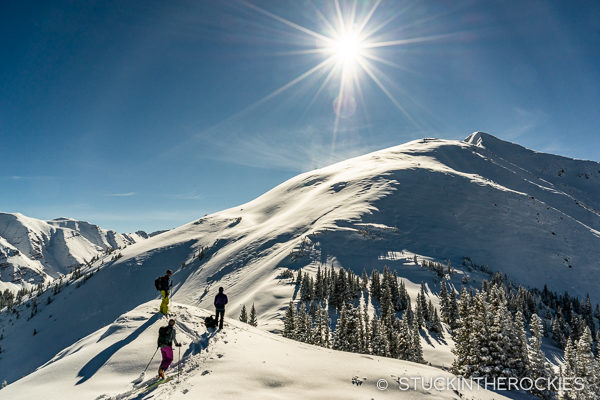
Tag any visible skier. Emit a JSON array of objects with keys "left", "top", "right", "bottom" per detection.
[
  {"left": 156, "top": 269, "right": 172, "bottom": 315},
  {"left": 214, "top": 287, "right": 228, "bottom": 330},
  {"left": 157, "top": 318, "right": 181, "bottom": 379}
]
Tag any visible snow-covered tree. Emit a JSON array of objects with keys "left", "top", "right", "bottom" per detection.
[
  {"left": 528, "top": 313, "right": 554, "bottom": 399},
  {"left": 574, "top": 327, "right": 598, "bottom": 399},
  {"left": 370, "top": 316, "right": 389, "bottom": 357},
  {"left": 332, "top": 305, "right": 348, "bottom": 351}
]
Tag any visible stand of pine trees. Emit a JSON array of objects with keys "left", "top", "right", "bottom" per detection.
[
  {"left": 283, "top": 266, "right": 434, "bottom": 364},
  {"left": 450, "top": 276, "right": 600, "bottom": 399},
  {"left": 283, "top": 264, "right": 600, "bottom": 399}
]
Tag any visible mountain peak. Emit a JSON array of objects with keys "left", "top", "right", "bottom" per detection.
[{"left": 463, "top": 131, "right": 500, "bottom": 147}]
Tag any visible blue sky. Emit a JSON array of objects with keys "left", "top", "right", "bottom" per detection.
[{"left": 1, "top": 0, "right": 599, "bottom": 233}]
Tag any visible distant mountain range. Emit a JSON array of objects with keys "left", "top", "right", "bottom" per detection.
[{"left": 0, "top": 213, "right": 152, "bottom": 292}]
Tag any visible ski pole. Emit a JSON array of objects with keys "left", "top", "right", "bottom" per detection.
[
  {"left": 143, "top": 348, "right": 159, "bottom": 375},
  {"left": 177, "top": 346, "right": 181, "bottom": 382}
]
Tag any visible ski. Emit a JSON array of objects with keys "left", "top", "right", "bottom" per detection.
[{"left": 140, "top": 375, "right": 175, "bottom": 393}]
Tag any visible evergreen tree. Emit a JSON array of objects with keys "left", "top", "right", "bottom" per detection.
[
  {"left": 345, "top": 306, "right": 363, "bottom": 353},
  {"left": 528, "top": 314, "right": 554, "bottom": 399},
  {"left": 296, "top": 304, "right": 308, "bottom": 343},
  {"left": 560, "top": 337, "right": 578, "bottom": 400},
  {"left": 361, "top": 268, "right": 369, "bottom": 290},
  {"left": 296, "top": 269, "right": 302, "bottom": 287},
  {"left": 380, "top": 283, "right": 394, "bottom": 328},
  {"left": 249, "top": 303, "right": 258, "bottom": 327},
  {"left": 315, "top": 265, "right": 323, "bottom": 301},
  {"left": 239, "top": 304, "right": 248, "bottom": 323},
  {"left": 333, "top": 305, "right": 348, "bottom": 351},
  {"left": 314, "top": 306, "right": 324, "bottom": 346},
  {"left": 429, "top": 307, "right": 443, "bottom": 334},
  {"left": 397, "top": 316, "right": 413, "bottom": 360},
  {"left": 370, "top": 269, "right": 381, "bottom": 300},
  {"left": 574, "top": 327, "right": 598, "bottom": 399},
  {"left": 283, "top": 301, "right": 296, "bottom": 339},
  {"left": 370, "top": 316, "right": 389, "bottom": 357},
  {"left": 362, "top": 302, "right": 370, "bottom": 349},
  {"left": 411, "top": 320, "right": 424, "bottom": 363},
  {"left": 514, "top": 311, "right": 529, "bottom": 375},
  {"left": 322, "top": 307, "right": 331, "bottom": 348},
  {"left": 453, "top": 292, "right": 491, "bottom": 377},
  {"left": 440, "top": 282, "right": 450, "bottom": 324},
  {"left": 448, "top": 287, "right": 460, "bottom": 329}
]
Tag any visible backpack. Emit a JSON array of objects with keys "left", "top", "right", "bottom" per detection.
[
  {"left": 204, "top": 316, "right": 217, "bottom": 329},
  {"left": 154, "top": 277, "right": 161, "bottom": 291},
  {"left": 158, "top": 326, "right": 172, "bottom": 347}
]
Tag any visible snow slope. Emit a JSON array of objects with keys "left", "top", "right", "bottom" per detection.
[
  {"left": 0, "top": 132, "right": 597, "bottom": 387},
  {"left": 0, "top": 213, "right": 147, "bottom": 291},
  {"left": 1, "top": 301, "right": 522, "bottom": 400}
]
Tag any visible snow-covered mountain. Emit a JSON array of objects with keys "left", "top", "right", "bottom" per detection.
[
  {"left": 0, "top": 213, "right": 148, "bottom": 292},
  {"left": 0, "top": 132, "right": 598, "bottom": 396}
]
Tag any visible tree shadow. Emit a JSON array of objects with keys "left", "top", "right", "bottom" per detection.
[{"left": 76, "top": 313, "right": 161, "bottom": 384}]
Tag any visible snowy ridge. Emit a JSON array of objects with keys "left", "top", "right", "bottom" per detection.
[
  {"left": 0, "top": 212, "right": 147, "bottom": 291},
  {"left": 1, "top": 301, "right": 516, "bottom": 400},
  {"left": 0, "top": 132, "right": 598, "bottom": 392}
]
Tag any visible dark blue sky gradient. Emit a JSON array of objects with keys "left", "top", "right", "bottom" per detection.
[{"left": 1, "top": 0, "right": 599, "bottom": 232}]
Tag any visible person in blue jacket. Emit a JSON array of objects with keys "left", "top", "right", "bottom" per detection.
[{"left": 214, "top": 287, "right": 228, "bottom": 329}]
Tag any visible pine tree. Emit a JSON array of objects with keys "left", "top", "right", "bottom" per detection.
[
  {"left": 314, "top": 306, "right": 324, "bottom": 346},
  {"left": 397, "top": 316, "right": 412, "bottom": 360},
  {"left": 380, "top": 283, "right": 394, "bottom": 328},
  {"left": 370, "top": 269, "right": 381, "bottom": 300},
  {"left": 296, "top": 269, "right": 302, "bottom": 287},
  {"left": 239, "top": 304, "right": 248, "bottom": 323},
  {"left": 574, "top": 327, "right": 598, "bottom": 399},
  {"left": 322, "top": 307, "right": 331, "bottom": 348},
  {"left": 345, "top": 306, "right": 363, "bottom": 353},
  {"left": 453, "top": 292, "right": 491, "bottom": 377},
  {"left": 249, "top": 303, "right": 258, "bottom": 327},
  {"left": 361, "top": 268, "right": 369, "bottom": 290},
  {"left": 333, "top": 305, "right": 348, "bottom": 351},
  {"left": 362, "top": 302, "right": 370, "bottom": 349},
  {"left": 411, "top": 320, "right": 424, "bottom": 363},
  {"left": 283, "top": 301, "right": 296, "bottom": 339},
  {"left": 315, "top": 265, "right": 323, "bottom": 301},
  {"left": 440, "top": 281, "right": 450, "bottom": 324},
  {"left": 561, "top": 338, "right": 577, "bottom": 400},
  {"left": 429, "top": 307, "right": 443, "bottom": 334},
  {"left": 370, "top": 316, "right": 389, "bottom": 357},
  {"left": 296, "top": 304, "right": 308, "bottom": 342},
  {"left": 528, "top": 314, "right": 554, "bottom": 399},
  {"left": 514, "top": 311, "right": 529, "bottom": 375},
  {"left": 448, "top": 287, "right": 460, "bottom": 329}
]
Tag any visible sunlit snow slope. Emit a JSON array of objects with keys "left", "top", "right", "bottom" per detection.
[{"left": 1, "top": 301, "right": 519, "bottom": 400}]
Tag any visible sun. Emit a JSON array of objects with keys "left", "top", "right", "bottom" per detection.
[
  {"left": 240, "top": 0, "right": 448, "bottom": 132},
  {"left": 331, "top": 31, "right": 364, "bottom": 66}
]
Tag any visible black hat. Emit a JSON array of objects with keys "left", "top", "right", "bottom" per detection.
[{"left": 169, "top": 319, "right": 175, "bottom": 325}]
